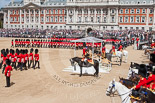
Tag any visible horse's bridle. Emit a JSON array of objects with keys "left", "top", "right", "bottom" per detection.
[
  {"left": 106, "top": 82, "right": 116, "bottom": 96},
  {"left": 107, "top": 82, "right": 132, "bottom": 103}
]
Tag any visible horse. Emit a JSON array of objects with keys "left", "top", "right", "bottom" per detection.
[
  {"left": 122, "top": 50, "right": 128, "bottom": 63},
  {"left": 70, "top": 57, "right": 99, "bottom": 77},
  {"left": 106, "top": 49, "right": 123, "bottom": 66},
  {"left": 138, "top": 88, "right": 155, "bottom": 103},
  {"left": 119, "top": 77, "right": 137, "bottom": 89},
  {"left": 106, "top": 79, "right": 132, "bottom": 103}
]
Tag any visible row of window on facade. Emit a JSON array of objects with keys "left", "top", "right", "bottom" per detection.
[
  {"left": 120, "top": 8, "right": 153, "bottom": 14},
  {"left": 120, "top": 1, "right": 154, "bottom": 4},
  {"left": 8, "top": 25, "right": 69, "bottom": 30},
  {"left": 119, "top": 16, "right": 153, "bottom": 23},
  {"left": 9, "top": 9, "right": 65, "bottom": 15},
  {"left": 69, "top": 9, "right": 115, "bottom": 14},
  {"left": 68, "top": 16, "right": 115, "bottom": 23},
  {"left": 8, "top": 16, "right": 67, "bottom": 23}
]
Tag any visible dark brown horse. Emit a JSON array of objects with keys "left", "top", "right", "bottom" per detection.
[{"left": 70, "top": 57, "right": 99, "bottom": 77}]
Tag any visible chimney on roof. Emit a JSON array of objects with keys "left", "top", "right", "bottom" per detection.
[{"left": 12, "top": 0, "right": 14, "bottom": 4}]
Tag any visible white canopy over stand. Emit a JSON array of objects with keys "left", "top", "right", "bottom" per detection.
[{"left": 71, "top": 37, "right": 104, "bottom": 60}]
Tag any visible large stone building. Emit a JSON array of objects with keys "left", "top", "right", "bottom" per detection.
[{"left": 2, "top": 0, "right": 155, "bottom": 31}]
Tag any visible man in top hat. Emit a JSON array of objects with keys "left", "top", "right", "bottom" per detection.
[
  {"left": 34, "top": 49, "right": 40, "bottom": 69},
  {"left": 4, "top": 59, "right": 13, "bottom": 87}
]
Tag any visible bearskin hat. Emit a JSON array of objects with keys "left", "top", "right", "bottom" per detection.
[
  {"left": 30, "top": 48, "right": 34, "bottom": 53},
  {"left": 10, "top": 49, "right": 13, "bottom": 54},
  {"left": 3, "top": 52, "right": 7, "bottom": 57},
  {"left": 22, "top": 50, "right": 25, "bottom": 54},
  {"left": 6, "top": 59, "right": 11, "bottom": 66},
  {"left": 25, "top": 49, "right": 28, "bottom": 54},
  {"left": 35, "top": 49, "right": 38, "bottom": 54},
  {"left": 12, "top": 49, "right": 15, "bottom": 55},
  {"left": 6, "top": 48, "right": 9, "bottom": 54},
  {"left": 16, "top": 49, "right": 19, "bottom": 55},
  {"left": 1, "top": 49, "right": 5, "bottom": 55}
]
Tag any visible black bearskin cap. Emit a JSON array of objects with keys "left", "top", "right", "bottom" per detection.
[
  {"left": 30, "top": 48, "right": 34, "bottom": 53},
  {"left": 12, "top": 50, "right": 15, "bottom": 55},
  {"left": 35, "top": 49, "right": 38, "bottom": 54},
  {"left": 25, "top": 49, "right": 28, "bottom": 54},
  {"left": 3, "top": 52, "right": 7, "bottom": 57},
  {"left": 6, "top": 48, "right": 9, "bottom": 54},
  {"left": 6, "top": 59, "right": 11, "bottom": 65}
]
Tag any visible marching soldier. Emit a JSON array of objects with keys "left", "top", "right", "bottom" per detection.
[
  {"left": 34, "top": 49, "right": 40, "bottom": 69},
  {"left": 11, "top": 50, "right": 17, "bottom": 70},
  {"left": 118, "top": 44, "right": 123, "bottom": 52},
  {"left": 4, "top": 59, "right": 13, "bottom": 87},
  {"left": 28, "top": 48, "right": 34, "bottom": 69},
  {"left": 2, "top": 51, "right": 7, "bottom": 74},
  {"left": 11, "top": 40, "right": 14, "bottom": 48},
  {"left": 0, "top": 49, "right": 5, "bottom": 69}
]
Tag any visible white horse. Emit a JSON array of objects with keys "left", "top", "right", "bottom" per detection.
[
  {"left": 122, "top": 50, "right": 128, "bottom": 63},
  {"left": 106, "top": 49, "right": 123, "bottom": 65},
  {"left": 106, "top": 79, "right": 132, "bottom": 103}
]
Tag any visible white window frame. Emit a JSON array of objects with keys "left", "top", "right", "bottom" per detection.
[
  {"left": 141, "top": 16, "right": 145, "bottom": 23},
  {"left": 150, "top": 17, "right": 153, "bottom": 22},
  {"left": 51, "top": 16, "right": 53, "bottom": 22},
  {"left": 120, "top": 9, "right": 123, "bottom": 14},
  {"left": 131, "top": 9, "right": 134, "bottom": 14},
  {"left": 125, "top": 16, "right": 128, "bottom": 23},
  {"left": 142, "top": 9, "right": 146, "bottom": 13},
  {"left": 136, "top": 9, "right": 140, "bottom": 13},
  {"left": 130, "top": 16, "right": 134, "bottom": 23},
  {"left": 136, "top": 16, "right": 140, "bottom": 23},
  {"left": 120, "top": 16, "right": 123, "bottom": 23},
  {"left": 125, "top": 9, "right": 129, "bottom": 14}
]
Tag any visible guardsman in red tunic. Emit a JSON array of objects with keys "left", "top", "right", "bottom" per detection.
[
  {"left": 11, "top": 50, "right": 17, "bottom": 70},
  {"left": 136, "top": 37, "right": 139, "bottom": 50},
  {"left": 151, "top": 41, "right": 155, "bottom": 48},
  {"left": 34, "top": 49, "right": 40, "bottom": 69},
  {"left": 102, "top": 46, "right": 106, "bottom": 58},
  {"left": 2, "top": 51, "right": 7, "bottom": 74},
  {"left": 4, "top": 59, "right": 13, "bottom": 87},
  {"left": 83, "top": 47, "right": 87, "bottom": 57},
  {"left": 133, "top": 70, "right": 147, "bottom": 90},
  {"left": 25, "top": 49, "right": 29, "bottom": 69},
  {"left": 28, "top": 48, "right": 34, "bottom": 69},
  {"left": 11, "top": 39, "right": 14, "bottom": 48},
  {"left": 118, "top": 44, "right": 123, "bottom": 52},
  {"left": 146, "top": 67, "right": 155, "bottom": 90},
  {"left": 111, "top": 45, "right": 116, "bottom": 55},
  {"left": 0, "top": 49, "right": 5, "bottom": 69}
]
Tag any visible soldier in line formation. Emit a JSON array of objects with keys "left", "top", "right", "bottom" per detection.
[
  {"left": 12, "top": 39, "right": 104, "bottom": 50},
  {"left": 0, "top": 48, "right": 40, "bottom": 74}
]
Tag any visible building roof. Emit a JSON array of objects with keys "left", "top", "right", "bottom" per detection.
[{"left": 120, "top": 0, "right": 154, "bottom": 5}]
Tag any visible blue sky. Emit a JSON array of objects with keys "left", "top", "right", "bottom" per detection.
[{"left": 0, "top": 0, "right": 21, "bottom": 8}]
